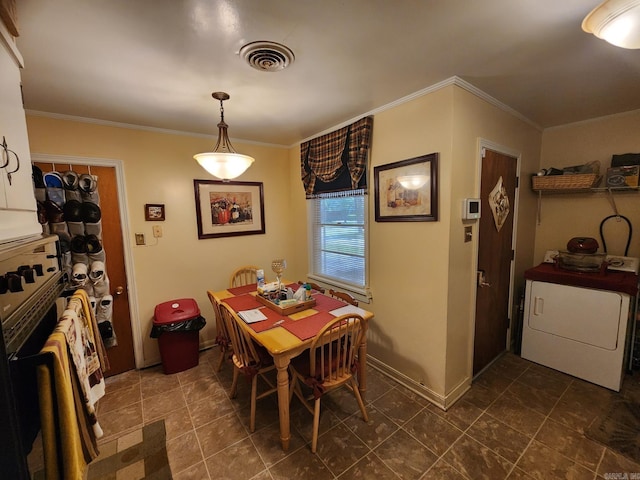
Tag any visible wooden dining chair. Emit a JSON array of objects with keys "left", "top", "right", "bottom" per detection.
[
  {"left": 288, "top": 314, "right": 368, "bottom": 453},
  {"left": 207, "top": 290, "right": 232, "bottom": 372},
  {"left": 229, "top": 265, "right": 259, "bottom": 287},
  {"left": 328, "top": 288, "right": 358, "bottom": 306},
  {"left": 297, "top": 280, "right": 325, "bottom": 293},
  {"left": 218, "top": 302, "right": 277, "bottom": 432}
]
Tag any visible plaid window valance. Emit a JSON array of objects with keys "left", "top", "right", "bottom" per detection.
[{"left": 301, "top": 116, "right": 373, "bottom": 197}]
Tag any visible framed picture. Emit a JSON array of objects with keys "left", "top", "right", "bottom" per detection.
[
  {"left": 194, "top": 179, "right": 265, "bottom": 239},
  {"left": 144, "top": 204, "right": 165, "bottom": 221},
  {"left": 374, "top": 153, "right": 438, "bottom": 222}
]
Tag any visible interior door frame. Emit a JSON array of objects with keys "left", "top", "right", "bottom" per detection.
[
  {"left": 471, "top": 138, "right": 522, "bottom": 376},
  {"left": 31, "top": 153, "right": 143, "bottom": 369}
]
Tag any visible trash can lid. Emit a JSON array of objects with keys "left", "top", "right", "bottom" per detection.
[{"left": 154, "top": 298, "right": 201, "bottom": 325}]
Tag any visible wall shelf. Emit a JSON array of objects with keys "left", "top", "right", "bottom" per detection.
[{"left": 534, "top": 186, "right": 640, "bottom": 224}]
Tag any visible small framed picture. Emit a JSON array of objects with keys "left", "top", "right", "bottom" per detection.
[{"left": 144, "top": 204, "right": 165, "bottom": 221}]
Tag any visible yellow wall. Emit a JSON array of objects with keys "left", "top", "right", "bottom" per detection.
[
  {"left": 537, "top": 111, "right": 640, "bottom": 262},
  {"left": 26, "top": 83, "right": 544, "bottom": 405},
  {"left": 447, "top": 88, "right": 541, "bottom": 393},
  {"left": 26, "top": 115, "right": 300, "bottom": 366},
  {"left": 361, "top": 86, "right": 541, "bottom": 402},
  {"left": 366, "top": 88, "right": 454, "bottom": 397}
]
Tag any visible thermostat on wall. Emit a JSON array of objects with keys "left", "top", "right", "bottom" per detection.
[{"left": 462, "top": 198, "right": 481, "bottom": 220}]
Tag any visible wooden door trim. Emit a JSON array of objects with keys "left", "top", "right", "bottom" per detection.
[
  {"left": 472, "top": 139, "right": 521, "bottom": 375},
  {"left": 31, "top": 153, "right": 142, "bottom": 369}
]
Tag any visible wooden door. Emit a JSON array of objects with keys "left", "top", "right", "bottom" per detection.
[
  {"left": 473, "top": 149, "right": 517, "bottom": 375},
  {"left": 35, "top": 162, "right": 135, "bottom": 376}
]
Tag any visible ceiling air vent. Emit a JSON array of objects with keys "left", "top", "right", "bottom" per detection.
[{"left": 239, "top": 41, "right": 295, "bottom": 72}]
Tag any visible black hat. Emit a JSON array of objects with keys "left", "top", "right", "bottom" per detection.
[
  {"left": 63, "top": 200, "right": 83, "bottom": 222},
  {"left": 80, "top": 202, "right": 102, "bottom": 223}
]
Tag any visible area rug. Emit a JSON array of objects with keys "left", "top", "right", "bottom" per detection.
[
  {"left": 586, "top": 397, "right": 640, "bottom": 464},
  {"left": 86, "top": 420, "right": 172, "bottom": 479}
]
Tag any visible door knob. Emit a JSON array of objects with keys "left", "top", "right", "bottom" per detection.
[
  {"left": 114, "top": 286, "right": 125, "bottom": 296},
  {"left": 477, "top": 270, "right": 491, "bottom": 288}
]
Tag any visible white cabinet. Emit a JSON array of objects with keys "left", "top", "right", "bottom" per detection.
[
  {"left": 0, "top": 25, "right": 40, "bottom": 242},
  {"left": 521, "top": 279, "right": 631, "bottom": 391}
]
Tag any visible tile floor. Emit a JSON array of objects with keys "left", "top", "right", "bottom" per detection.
[{"left": 94, "top": 348, "right": 640, "bottom": 479}]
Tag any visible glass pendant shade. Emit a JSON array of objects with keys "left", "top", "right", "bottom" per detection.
[
  {"left": 582, "top": 0, "right": 640, "bottom": 49},
  {"left": 194, "top": 152, "right": 254, "bottom": 180},
  {"left": 194, "top": 92, "right": 255, "bottom": 180}
]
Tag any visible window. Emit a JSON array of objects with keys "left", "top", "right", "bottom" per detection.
[{"left": 309, "top": 190, "right": 368, "bottom": 292}]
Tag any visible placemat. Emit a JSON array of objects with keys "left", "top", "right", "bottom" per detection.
[
  {"left": 245, "top": 308, "right": 289, "bottom": 333},
  {"left": 228, "top": 284, "right": 257, "bottom": 296},
  {"left": 312, "top": 294, "right": 349, "bottom": 312},
  {"left": 222, "top": 294, "right": 261, "bottom": 311},
  {"left": 283, "top": 311, "right": 335, "bottom": 340}
]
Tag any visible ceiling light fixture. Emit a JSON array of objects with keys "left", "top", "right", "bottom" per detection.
[
  {"left": 194, "top": 92, "right": 254, "bottom": 181},
  {"left": 582, "top": 0, "right": 640, "bottom": 49}
]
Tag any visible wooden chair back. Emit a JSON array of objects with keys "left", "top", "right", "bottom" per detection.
[
  {"left": 297, "top": 280, "right": 325, "bottom": 293},
  {"left": 218, "top": 301, "right": 276, "bottom": 433},
  {"left": 309, "top": 314, "right": 365, "bottom": 385},
  {"left": 230, "top": 265, "right": 259, "bottom": 287},
  {"left": 218, "top": 302, "right": 266, "bottom": 371},
  {"left": 289, "top": 313, "right": 368, "bottom": 452},
  {"left": 207, "top": 290, "right": 230, "bottom": 371},
  {"left": 328, "top": 288, "right": 358, "bottom": 306}
]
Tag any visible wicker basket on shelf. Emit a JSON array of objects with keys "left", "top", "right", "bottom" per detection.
[{"left": 531, "top": 174, "right": 601, "bottom": 191}]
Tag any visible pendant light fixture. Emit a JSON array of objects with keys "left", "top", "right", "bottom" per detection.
[
  {"left": 582, "top": 0, "right": 640, "bottom": 49},
  {"left": 194, "top": 92, "right": 255, "bottom": 180}
]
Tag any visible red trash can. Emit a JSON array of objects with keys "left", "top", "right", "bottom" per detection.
[{"left": 151, "top": 298, "right": 206, "bottom": 374}]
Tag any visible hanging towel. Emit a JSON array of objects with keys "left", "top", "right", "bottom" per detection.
[
  {"left": 37, "top": 288, "right": 108, "bottom": 479},
  {"left": 58, "top": 309, "right": 104, "bottom": 438},
  {"left": 37, "top": 328, "right": 98, "bottom": 480},
  {"left": 64, "top": 289, "right": 110, "bottom": 438},
  {"left": 72, "top": 288, "right": 110, "bottom": 373}
]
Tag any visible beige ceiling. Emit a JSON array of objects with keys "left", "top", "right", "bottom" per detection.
[{"left": 14, "top": 0, "right": 640, "bottom": 146}]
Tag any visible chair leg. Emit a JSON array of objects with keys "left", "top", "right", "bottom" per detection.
[
  {"left": 350, "top": 378, "right": 369, "bottom": 422},
  {"left": 230, "top": 366, "right": 240, "bottom": 399},
  {"left": 250, "top": 375, "right": 258, "bottom": 433},
  {"left": 216, "top": 346, "right": 225, "bottom": 372},
  {"left": 288, "top": 375, "right": 296, "bottom": 403},
  {"left": 311, "top": 397, "right": 321, "bottom": 453}
]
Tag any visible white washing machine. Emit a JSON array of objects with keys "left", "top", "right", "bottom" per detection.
[{"left": 521, "top": 264, "right": 638, "bottom": 391}]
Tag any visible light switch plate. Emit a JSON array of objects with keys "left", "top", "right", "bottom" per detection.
[{"left": 464, "top": 226, "right": 472, "bottom": 242}]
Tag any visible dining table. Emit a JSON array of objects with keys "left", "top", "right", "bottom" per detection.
[{"left": 209, "top": 282, "right": 374, "bottom": 451}]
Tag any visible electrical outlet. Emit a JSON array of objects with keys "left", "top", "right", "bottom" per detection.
[
  {"left": 152, "top": 225, "right": 163, "bottom": 238},
  {"left": 135, "top": 233, "right": 145, "bottom": 245}
]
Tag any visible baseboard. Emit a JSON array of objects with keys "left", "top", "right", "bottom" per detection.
[{"left": 367, "top": 355, "right": 471, "bottom": 411}]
